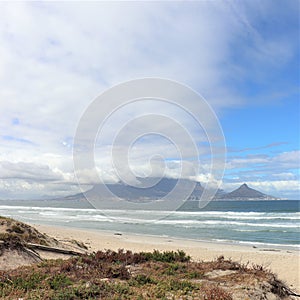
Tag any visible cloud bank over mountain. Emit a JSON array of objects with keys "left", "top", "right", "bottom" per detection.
[{"left": 0, "top": 1, "right": 299, "bottom": 199}]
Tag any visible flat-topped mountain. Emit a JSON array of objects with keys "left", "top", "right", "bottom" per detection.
[
  {"left": 215, "top": 183, "right": 281, "bottom": 200},
  {"left": 66, "top": 177, "right": 204, "bottom": 202}
]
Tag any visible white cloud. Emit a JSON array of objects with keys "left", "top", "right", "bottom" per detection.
[
  {"left": 0, "top": 161, "right": 62, "bottom": 181},
  {"left": 0, "top": 2, "right": 298, "bottom": 198},
  {"left": 226, "top": 151, "right": 300, "bottom": 171},
  {"left": 272, "top": 173, "right": 296, "bottom": 180},
  {"left": 223, "top": 150, "right": 300, "bottom": 198}
]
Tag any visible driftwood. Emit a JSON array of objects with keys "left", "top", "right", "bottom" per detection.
[
  {"left": 0, "top": 240, "right": 84, "bottom": 256},
  {"left": 272, "top": 277, "right": 300, "bottom": 298},
  {"left": 284, "top": 287, "right": 300, "bottom": 297},
  {"left": 26, "top": 243, "right": 85, "bottom": 256}
]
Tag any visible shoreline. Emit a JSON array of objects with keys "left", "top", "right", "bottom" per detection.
[
  {"left": 36, "top": 221, "right": 300, "bottom": 251},
  {"left": 33, "top": 223, "right": 300, "bottom": 292},
  {"left": 28, "top": 217, "right": 300, "bottom": 250}
]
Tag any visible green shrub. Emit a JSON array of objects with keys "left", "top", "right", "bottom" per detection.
[
  {"left": 129, "top": 274, "right": 157, "bottom": 286},
  {"left": 187, "top": 270, "right": 204, "bottom": 279},
  {"left": 13, "top": 273, "right": 45, "bottom": 291},
  {"left": 48, "top": 274, "right": 72, "bottom": 290},
  {"left": 141, "top": 250, "right": 190, "bottom": 263}
]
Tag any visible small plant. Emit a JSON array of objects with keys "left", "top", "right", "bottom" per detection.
[
  {"left": 107, "top": 264, "right": 130, "bottom": 279},
  {"left": 110, "top": 282, "right": 131, "bottom": 295},
  {"left": 252, "top": 263, "right": 267, "bottom": 272},
  {"left": 156, "top": 278, "right": 196, "bottom": 296},
  {"left": 13, "top": 273, "right": 45, "bottom": 291},
  {"left": 71, "top": 239, "right": 88, "bottom": 250},
  {"left": 48, "top": 274, "right": 72, "bottom": 290},
  {"left": 169, "top": 279, "right": 195, "bottom": 292},
  {"left": 203, "top": 285, "right": 233, "bottom": 300},
  {"left": 187, "top": 270, "right": 204, "bottom": 279},
  {"left": 129, "top": 274, "right": 157, "bottom": 286},
  {"left": 163, "top": 262, "right": 186, "bottom": 275},
  {"left": 140, "top": 249, "right": 191, "bottom": 263},
  {"left": 11, "top": 224, "right": 24, "bottom": 234}
]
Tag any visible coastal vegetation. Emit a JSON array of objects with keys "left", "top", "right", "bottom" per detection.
[
  {"left": 0, "top": 217, "right": 297, "bottom": 299},
  {"left": 0, "top": 248, "right": 294, "bottom": 300}
]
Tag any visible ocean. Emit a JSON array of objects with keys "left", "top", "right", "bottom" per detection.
[{"left": 0, "top": 200, "right": 299, "bottom": 250}]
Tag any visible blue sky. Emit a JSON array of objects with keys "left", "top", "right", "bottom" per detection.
[
  {"left": 0, "top": 1, "right": 299, "bottom": 199},
  {"left": 223, "top": 99, "right": 299, "bottom": 151}
]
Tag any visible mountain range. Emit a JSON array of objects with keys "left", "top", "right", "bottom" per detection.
[{"left": 66, "top": 178, "right": 281, "bottom": 202}]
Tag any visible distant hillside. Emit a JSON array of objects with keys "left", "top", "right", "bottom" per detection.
[
  {"left": 215, "top": 183, "right": 281, "bottom": 200},
  {"left": 66, "top": 177, "right": 204, "bottom": 202},
  {"left": 64, "top": 179, "right": 280, "bottom": 202}
]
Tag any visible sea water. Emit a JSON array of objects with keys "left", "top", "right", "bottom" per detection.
[{"left": 0, "top": 200, "right": 299, "bottom": 250}]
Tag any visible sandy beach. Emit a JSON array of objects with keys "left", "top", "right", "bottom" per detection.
[{"left": 33, "top": 223, "right": 300, "bottom": 293}]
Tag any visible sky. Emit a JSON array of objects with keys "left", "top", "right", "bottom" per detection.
[{"left": 0, "top": 1, "right": 299, "bottom": 200}]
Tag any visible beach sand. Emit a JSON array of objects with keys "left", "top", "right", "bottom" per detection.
[{"left": 34, "top": 223, "right": 300, "bottom": 292}]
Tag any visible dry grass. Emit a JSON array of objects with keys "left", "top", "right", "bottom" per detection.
[{"left": 0, "top": 216, "right": 53, "bottom": 246}]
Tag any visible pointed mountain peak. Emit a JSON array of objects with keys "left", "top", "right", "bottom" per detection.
[
  {"left": 215, "top": 182, "right": 281, "bottom": 200},
  {"left": 240, "top": 183, "right": 249, "bottom": 188}
]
